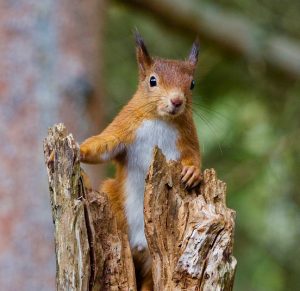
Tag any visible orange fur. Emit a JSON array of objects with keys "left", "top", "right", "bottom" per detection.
[{"left": 80, "top": 32, "right": 201, "bottom": 290}]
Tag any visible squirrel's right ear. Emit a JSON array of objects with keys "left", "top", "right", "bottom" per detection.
[
  {"left": 188, "top": 38, "right": 200, "bottom": 66},
  {"left": 134, "top": 30, "right": 152, "bottom": 77}
]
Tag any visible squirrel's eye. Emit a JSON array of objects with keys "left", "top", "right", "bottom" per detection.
[
  {"left": 150, "top": 76, "right": 157, "bottom": 87},
  {"left": 190, "top": 80, "right": 195, "bottom": 90}
]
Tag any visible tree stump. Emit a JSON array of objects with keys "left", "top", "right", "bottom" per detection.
[
  {"left": 44, "top": 124, "right": 136, "bottom": 291},
  {"left": 144, "top": 148, "right": 237, "bottom": 290},
  {"left": 44, "top": 124, "right": 236, "bottom": 290}
]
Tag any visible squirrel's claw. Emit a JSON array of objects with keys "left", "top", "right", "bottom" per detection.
[{"left": 181, "top": 165, "right": 201, "bottom": 189}]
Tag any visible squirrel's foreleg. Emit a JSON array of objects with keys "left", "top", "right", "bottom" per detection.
[{"left": 80, "top": 134, "right": 125, "bottom": 164}]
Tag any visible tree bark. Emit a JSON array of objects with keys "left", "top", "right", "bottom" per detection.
[
  {"left": 44, "top": 124, "right": 236, "bottom": 291},
  {"left": 144, "top": 148, "right": 237, "bottom": 290},
  {"left": 44, "top": 124, "right": 136, "bottom": 291}
]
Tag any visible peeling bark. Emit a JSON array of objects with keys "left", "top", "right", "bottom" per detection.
[
  {"left": 144, "top": 148, "right": 237, "bottom": 291},
  {"left": 44, "top": 124, "right": 136, "bottom": 291},
  {"left": 44, "top": 124, "right": 236, "bottom": 291}
]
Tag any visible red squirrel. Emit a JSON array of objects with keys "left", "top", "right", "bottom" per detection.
[{"left": 80, "top": 31, "right": 202, "bottom": 290}]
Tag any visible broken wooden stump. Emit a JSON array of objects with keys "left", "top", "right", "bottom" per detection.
[
  {"left": 44, "top": 124, "right": 236, "bottom": 291},
  {"left": 144, "top": 148, "right": 237, "bottom": 290},
  {"left": 44, "top": 124, "right": 136, "bottom": 291}
]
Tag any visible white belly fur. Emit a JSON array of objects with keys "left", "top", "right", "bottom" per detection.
[{"left": 125, "top": 119, "right": 180, "bottom": 249}]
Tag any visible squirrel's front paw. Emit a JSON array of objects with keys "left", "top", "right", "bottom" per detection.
[
  {"left": 79, "top": 145, "right": 89, "bottom": 162},
  {"left": 181, "top": 165, "right": 202, "bottom": 189}
]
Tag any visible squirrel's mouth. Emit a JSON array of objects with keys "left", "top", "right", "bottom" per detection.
[
  {"left": 158, "top": 106, "right": 184, "bottom": 117},
  {"left": 169, "top": 108, "right": 180, "bottom": 115}
]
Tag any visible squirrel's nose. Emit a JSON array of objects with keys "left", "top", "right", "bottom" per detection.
[{"left": 171, "top": 98, "right": 183, "bottom": 108}]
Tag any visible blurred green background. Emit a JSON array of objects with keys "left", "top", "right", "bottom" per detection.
[{"left": 103, "top": 2, "right": 300, "bottom": 290}]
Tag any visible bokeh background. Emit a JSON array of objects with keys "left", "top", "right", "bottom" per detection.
[{"left": 0, "top": 0, "right": 299, "bottom": 290}]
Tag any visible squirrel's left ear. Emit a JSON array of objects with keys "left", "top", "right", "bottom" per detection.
[
  {"left": 134, "top": 29, "right": 152, "bottom": 77},
  {"left": 188, "top": 38, "right": 200, "bottom": 66}
]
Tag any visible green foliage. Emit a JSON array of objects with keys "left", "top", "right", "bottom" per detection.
[{"left": 103, "top": 2, "right": 300, "bottom": 290}]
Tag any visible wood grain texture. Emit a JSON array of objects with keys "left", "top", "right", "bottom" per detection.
[
  {"left": 44, "top": 124, "right": 236, "bottom": 290},
  {"left": 44, "top": 124, "right": 136, "bottom": 291},
  {"left": 144, "top": 147, "right": 237, "bottom": 291}
]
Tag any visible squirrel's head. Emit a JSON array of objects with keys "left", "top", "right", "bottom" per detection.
[{"left": 135, "top": 31, "right": 199, "bottom": 118}]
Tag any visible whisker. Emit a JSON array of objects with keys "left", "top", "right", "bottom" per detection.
[
  {"left": 191, "top": 102, "right": 230, "bottom": 122},
  {"left": 190, "top": 107, "right": 223, "bottom": 155}
]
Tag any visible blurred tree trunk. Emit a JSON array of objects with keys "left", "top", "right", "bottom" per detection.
[
  {"left": 0, "top": 1, "right": 105, "bottom": 290},
  {"left": 44, "top": 124, "right": 236, "bottom": 291}
]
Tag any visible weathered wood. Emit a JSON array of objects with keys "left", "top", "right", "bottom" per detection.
[
  {"left": 144, "top": 147, "right": 237, "bottom": 291},
  {"left": 44, "top": 124, "right": 136, "bottom": 291},
  {"left": 44, "top": 124, "right": 236, "bottom": 290},
  {"left": 86, "top": 190, "right": 136, "bottom": 291}
]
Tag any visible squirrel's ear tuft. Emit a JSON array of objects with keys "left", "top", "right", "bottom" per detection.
[
  {"left": 188, "top": 38, "right": 200, "bottom": 66},
  {"left": 134, "top": 29, "right": 152, "bottom": 76}
]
